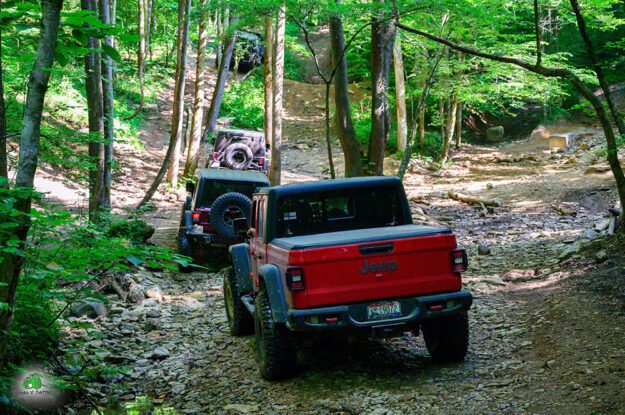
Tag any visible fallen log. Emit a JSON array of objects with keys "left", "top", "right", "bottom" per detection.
[{"left": 448, "top": 191, "right": 503, "bottom": 208}]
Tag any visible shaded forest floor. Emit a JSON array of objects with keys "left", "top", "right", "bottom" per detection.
[{"left": 30, "top": 39, "right": 625, "bottom": 414}]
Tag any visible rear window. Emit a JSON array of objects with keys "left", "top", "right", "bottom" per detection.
[
  {"left": 275, "top": 185, "right": 408, "bottom": 238},
  {"left": 197, "top": 180, "right": 264, "bottom": 207}
]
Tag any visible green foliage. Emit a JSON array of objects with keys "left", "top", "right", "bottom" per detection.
[
  {"left": 221, "top": 73, "right": 265, "bottom": 130},
  {"left": 107, "top": 217, "right": 155, "bottom": 245}
]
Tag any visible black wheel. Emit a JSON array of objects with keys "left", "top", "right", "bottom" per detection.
[
  {"left": 210, "top": 192, "right": 252, "bottom": 239},
  {"left": 177, "top": 205, "right": 195, "bottom": 273},
  {"left": 224, "top": 143, "right": 253, "bottom": 170},
  {"left": 421, "top": 311, "right": 469, "bottom": 363},
  {"left": 255, "top": 290, "right": 296, "bottom": 380},
  {"left": 224, "top": 267, "right": 254, "bottom": 336}
]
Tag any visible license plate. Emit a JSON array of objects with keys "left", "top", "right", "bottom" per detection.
[{"left": 367, "top": 301, "right": 401, "bottom": 320}]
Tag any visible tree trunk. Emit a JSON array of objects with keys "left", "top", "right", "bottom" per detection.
[
  {"left": 264, "top": 15, "right": 274, "bottom": 158},
  {"left": 125, "top": 0, "right": 147, "bottom": 120},
  {"left": 0, "top": 0, "right": 64, "bottom": 369},
  {"left": 455, "top": 102, "right": 462, "bottom": 149},
  {"left": 146, "top": 0, "right": 154, "bottom": 61},
  {"left": 269, "top": 6, "right": 285, "bottom": 185},
  {"left": 440, "top": 96, "right": 458, "bottom": 164},
  {"left": 166, "top": 0, "right": 191, "bottom": 186},
  {"left": 182, "top": 0, "right": 208, "bottom": 177},
  {"left": 0, "top": 29, "right": 7, "bottom": 179},
  {"left": 214, "top": 9, "right": 222, "bottom": 68},
  {"left": 100, "top": 0, "right": 115, "bottom": 211},
  {"left": 202, "top": 15, "right": 237, "bottom": 144},
  {"left": 393, "top": 32, "right": 407, "bottom": 152},
  {"left": 570, "top": 0, "right": 625, "bottom": 137},
  {"left": 324, "top": 82, "right": 336, "bottom": 178},
  {"left": 367, "top": 0, "right": 395, "bottom": 175},
  {"left": 329, "top": 8, "right": 363, "bottom": 177},
  {"left": 438, "top": 98, "right": 445, "bottom": 140},
  {"left": 138, "top": 0, "right": 191, "bottom": 207},
  {"left": 81, "top": 0, "right": 105, "bottom": 221}
]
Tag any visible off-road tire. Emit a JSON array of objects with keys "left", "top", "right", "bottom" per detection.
[
  {"left": 177, "top": 205, "right": 195, "bottom": 273},
  {"left": 421, "top": 311, "right": 469, "bottom": 363},
  {"left": 224, "top": 267, "right": 254, "bottom": 336},
  {"left": 255, "top": 290, "right": 296, "bottom": 380},
  {"left": 224, "top": 143, "right": 254, "bottom": 170},
  {"left": 210, "top": 192, "right": 252, "bottom": 239}
]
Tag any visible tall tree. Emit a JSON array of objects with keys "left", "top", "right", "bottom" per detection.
[
  {"left": 138, "top": 0, "right": 191, "bottom": 207},
  {"left": 146, "top": 0, "right": 154, "bottom": 61},
  {"left": 0, "top": 0, "right": 64, "bottom": 368},
  {"left": 269, "top": 5, "right": 285, "bottom": 185},
  {"left": 367, "top": 0, "right": 395, "bottom": 175},
  {"left": 126, "top": 0, "right": 147, "bottom": 120},
  {"left": 329, "top": 5, "right": 364, "bottom": 177},
  {"left": 440, "top": 95, "right": 458, "bottom": 164},
  {"left": 393, "top": 32, "right": 407, "bottom": 152},
  {"left": 182, "top": 0, "right": 209, "bottom": 177},
  {"left": 100, "top": 0, "right": 115, "bottom": 210},
  {"left": 263, "top": 15, "right": 274, "bottom": 162},
  {"left": 81, "top": 0, "right": 105, "bottom": 221},
  {"left": 166, "top": 0, "right": 191, "bottom": 186},
  {"left": 0, "top": 28, "right": 7, "bottom": 179},
  {"left": 202, "top": 15, "right": 237, "bottom": 143},
  {"left": 569, "top": 0, "right": 625, "bottom": 137}
]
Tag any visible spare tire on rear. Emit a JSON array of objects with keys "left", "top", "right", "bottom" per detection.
[
  {"left": 210, "top": 192, "right": 252, "bottom": 238},
  {"left": 224, "top": 143, "right": 254, "bottom": 170}
]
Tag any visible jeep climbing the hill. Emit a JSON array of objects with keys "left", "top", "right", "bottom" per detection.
[
  {"left": 208, "top": 129, "right": 269, "bottom": 172},
  {"left": 224, "top": 176, "right": 473, "bottom": 380},
  {"left": 177, "top": 169, "right": 269, "bottom": 272}
]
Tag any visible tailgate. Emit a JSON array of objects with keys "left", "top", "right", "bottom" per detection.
[{"left": 293, "top": 234, "right": 461, "bottom": 308}]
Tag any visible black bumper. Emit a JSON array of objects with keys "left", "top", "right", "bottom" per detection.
[
  {"left": 185, "top": 231, "right": 234, "bottom": 247},
  {"left": 286, "top": 290, "right": 473, "bottom": 333}
]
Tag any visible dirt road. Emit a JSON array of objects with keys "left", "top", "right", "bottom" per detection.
[{"left": 51, "top": 39, "right": 625, "bottom": 414}]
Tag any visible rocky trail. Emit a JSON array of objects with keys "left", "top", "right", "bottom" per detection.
[{"left": 44, "top": 38, "right": 625, "bottom": 414}]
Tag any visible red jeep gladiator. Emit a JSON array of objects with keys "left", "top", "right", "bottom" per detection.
[{"left": 224, "top": 177, "right": 472, "bottom": 380}]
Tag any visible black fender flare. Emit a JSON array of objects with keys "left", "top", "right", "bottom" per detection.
[
  {"left": 228, "top": 243, "right": 253, "bottom": 294},
  {"left": 258, "top": 264, "right": 288, "bottom": 323}
]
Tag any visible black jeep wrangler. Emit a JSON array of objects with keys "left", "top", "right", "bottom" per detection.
[
  {"left": 208, "top": 129, "right": 269, "bottom": 173},
  {"left": 178, "top": 168, "right": 269, "bottom": 271},
  {"left": 230, "top": 30, "right": 264, "bottom": 72}
]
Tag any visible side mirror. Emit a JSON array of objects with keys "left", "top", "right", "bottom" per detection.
[
  {"left": 232, "top": 217, "right": 249, "bottom": 237},
  {"left": 185, "top": 182, "right": 195, "bottom": 194}
]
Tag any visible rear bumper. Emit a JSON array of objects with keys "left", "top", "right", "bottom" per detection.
[
  {"left": 185, "top": 231, "right": 237, "bottom": 247},
  {"left": 286, "top": 290, "right": 473, "bottom": 333}
]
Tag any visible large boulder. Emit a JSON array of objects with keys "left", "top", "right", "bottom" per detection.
[
  {"left": 486, "top": 126, "right": 505, "bottom": 143},
  {"left": 69, "top": 302, "right": 107, "bottom": 319}
]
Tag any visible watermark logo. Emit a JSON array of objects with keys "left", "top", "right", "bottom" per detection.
[{"left": 10, "top": 364, "right": 70, "bottom": 411}]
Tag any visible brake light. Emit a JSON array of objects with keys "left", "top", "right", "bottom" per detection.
[
  {"left": 192, "top": 212, "right": 201, "bottom": 223},
  {"left": 286, "top": 267, "right": 305, "bottom": 291},
  {"left": 451, "top": 249, "right": 468, "bottom": 273},
  {"left": 259, "top": 156, "right": 265, "bottom": 165},
  {"left": 213, "top": 151, "right": 219, "bottom": 160}
]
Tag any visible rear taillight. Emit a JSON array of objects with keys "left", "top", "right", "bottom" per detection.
[
  {"left": 286, "top": 267, "right": 305, "bottom": 291},
  {"left": 259, "top": 156, "right": 265, "bottom": 166},
  {"left": 192, "top": 212, "right": 201, "bottom": 223},
  {"left": 451, "top": 249, "right": 468, "bottom": 273},
  {"left": 213, "top": 151, "right": 219, "bottom": 160}
]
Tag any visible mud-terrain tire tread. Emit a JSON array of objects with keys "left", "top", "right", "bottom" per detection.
[
  {"left": 422, "top": 311, "right": 469, "bottom": 363},
  {"left": 255, "top": 290, "right": 296, "bottom": 380},
  {"left": 177, "top": 204, "right": 195, "bottom": 273},
  {"left": 224, "top": 143, "right": 254, "bottom": 170},
  {"left": 224, "top": 267, "right": 254, "bottom": 336},
  {"left": 210, "top": 192, "right": 252, "bottom": 239}
]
